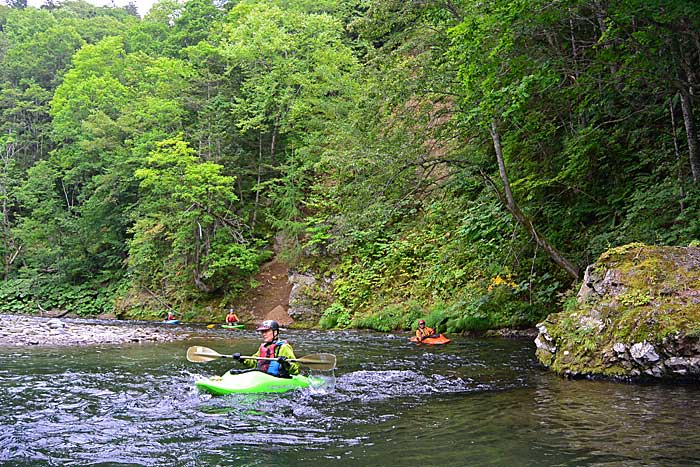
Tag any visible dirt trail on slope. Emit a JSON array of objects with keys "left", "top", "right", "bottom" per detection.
[{"left": 233, "top": 259, "right": 294, "bottom": 327}]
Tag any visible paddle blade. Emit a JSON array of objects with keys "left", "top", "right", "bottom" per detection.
[
  {"left": 187, "top": 346, "right": 224, "bottom": 363},
  {"left": 294, "top": 353, "right": 337, "bottom": 371}
]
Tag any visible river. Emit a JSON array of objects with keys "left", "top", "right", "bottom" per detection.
[{"left": 2, "top": 323, "right": 700, "bottom": 466}]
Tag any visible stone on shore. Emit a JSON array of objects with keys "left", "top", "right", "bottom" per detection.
[{"left": 0, "top": 314, "right": 188, "bottom": 347}]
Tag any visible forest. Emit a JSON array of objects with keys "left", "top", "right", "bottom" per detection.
[{"left": 0, "top": 0, "right": 698, "bottom": 332}]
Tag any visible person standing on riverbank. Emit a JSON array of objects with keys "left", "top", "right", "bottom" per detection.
[
  {"left": 415, "top": 319, "right": 437, "bottom": 342},
  {"left": 225, "top": 308, "right": 239, "bottom": 324},
  {"left": 232, "top": 320, "right": 299, "bottom": 377}
]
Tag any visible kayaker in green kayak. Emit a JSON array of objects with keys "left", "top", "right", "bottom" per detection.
[{"left": 232, "top": 319, "right": 300, "bottom": 378}]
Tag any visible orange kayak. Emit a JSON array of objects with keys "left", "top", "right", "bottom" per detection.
[{"left": 410, "top": 334, "right": 451, "bottom": 345}]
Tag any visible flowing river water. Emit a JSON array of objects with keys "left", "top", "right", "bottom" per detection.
[{"left": 2, "top": 322, "right": 700, "bottom": 466}]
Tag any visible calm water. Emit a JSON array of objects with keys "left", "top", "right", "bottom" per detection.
[{"left": 2, "top": 322, "right": 700, "bottom": 466}]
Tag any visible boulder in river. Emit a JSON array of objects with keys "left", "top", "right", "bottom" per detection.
[{"left": 535, "top": 243, "right": 700, "bottom": 381}]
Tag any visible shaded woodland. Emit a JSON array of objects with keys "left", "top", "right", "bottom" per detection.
[{"left": 0, "top": 0, "right": 698, "bottom": 331}]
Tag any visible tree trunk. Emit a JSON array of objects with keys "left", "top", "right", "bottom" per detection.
[
  {"left": 1, "top": 140, "right": 12, "bottom": 280},
  {"left": 672, "top": 34, "right": 700, "bottom": 184},
  {"left": 678, "top": 87, "right": 700, "bottom": 183},
  {"left": 593, "top": 2, "right": 618, "bottom": 76},
  {"left": 251, "top": 131, "right": 263, "bottom": 230},
  {"left": 192, "top": 221, "right": 213, "bottom": 293},
  {"left": 251, "top": 125, "right": 277, "bottom": 230},
  {"left": 669, "top": 99, "right": 686, "bottom": 210},
  {"left": 489, "top": 121, "right": 579, "bottom": 279}
]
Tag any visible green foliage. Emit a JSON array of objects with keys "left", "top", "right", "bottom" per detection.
[
  {"left": 0, "top": 8, "right": 85, "bottom": 88},
  {"left": 1, "top": 0, "right": 699, "bottom": 329},
  {"left": 353, "top": 300, "right": 424, "bottom": 332},
  {"left": 0, "top": 277, "right": 122, "bottom": 316},
  {"left": 130, "top": 136, "right": 262, "bottom": 296},
  {"left": 167, "top": 0, "right": 223, "bottom": 51},
  {"left": 310, "top": 178, "right": 562, "bottom": 332},
  {"left": 561, "top": 293, "right": 579, "bottom": 313},
  {"left": 618, "top": 290, "right": 653, "bottom": 308},
  {"left": 319, "top": 302, "right": 351, "bottom": 329}
]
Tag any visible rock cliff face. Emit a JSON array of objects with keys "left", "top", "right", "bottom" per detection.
[
  {"left": 287, "top": 270, "right": 334, "bottom": 326},
  {"left": 535, "top": 243, "right": 700, "bottom": 380}
]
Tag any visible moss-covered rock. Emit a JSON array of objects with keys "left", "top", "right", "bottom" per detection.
[
  {"left": 535, "top": 243, "right": 700, "bottom": 380},
  {"left": 287, "top": 270, "right": 334, "bottom": 325}
]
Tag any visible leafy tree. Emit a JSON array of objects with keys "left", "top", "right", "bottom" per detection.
[
  {"left": 0, "top": 8, "right": 84, "bottom": 89},
  {"left": 222, "top": 1, "right": 360, "bottom": 233},
  {"left": 0, "top": 131, "right": 22, "bottom": 279},
  {"left": 16, "top": 34, "right": 192, "bottom": 284},
  {"left": 0, "top": 82, "right": 53, "bottom": 170},
  {"left": 13, "top": 159, "right": 70, "bottom": 277},
  {"left": 130, "top": 136, "right": 261, "bottom": 296},
  {"left": 168, "top": 0, "right": 223, "bottom": 50}
]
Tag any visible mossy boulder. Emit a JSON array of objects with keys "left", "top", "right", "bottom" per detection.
[
  {"left": 535, "top": 243, "right": 700, "bottom": 380},
  {"left": 287, "top": 270, "right": 334, "bottom": 325}
]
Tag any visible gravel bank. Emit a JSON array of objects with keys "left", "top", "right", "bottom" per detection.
[{"left": 0, "top": 314, "right": 189, "bottom": 347}]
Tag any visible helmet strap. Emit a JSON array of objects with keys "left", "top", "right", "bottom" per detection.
[{"left": 262, "top": 330, "right": 278, "bottom": 344}]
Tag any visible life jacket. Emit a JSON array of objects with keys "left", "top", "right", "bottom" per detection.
[
  {"left": 416, "top": 327, "right": 436, "bottom": 340},
  {"left": 257, "top": 340, "right": 289, "bottom": 377}
]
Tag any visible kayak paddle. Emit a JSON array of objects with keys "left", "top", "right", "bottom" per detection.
[{"left": 186, "top": 346, "right": 337, "bottom": 370}]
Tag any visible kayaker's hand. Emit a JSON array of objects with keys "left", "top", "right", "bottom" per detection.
[
  {"left": 277, "top": 356, "right": 289, "bottom": 367},
  {"left": 232, "top": 352, "right": 241, "bottom": 361}
]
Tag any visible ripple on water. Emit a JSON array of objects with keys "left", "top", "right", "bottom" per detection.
[
  {"left": 335, "top": 369, "right": 484, "bottom": 401},
  {"left": 3, "top": 333, "right": 700, "bottom": 466}
]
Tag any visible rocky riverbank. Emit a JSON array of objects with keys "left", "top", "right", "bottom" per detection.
[
  {"left": 0, "top": 314, "right": 189, "bottom": 347},
  {"left": 535, "top": 243, "right": 700, "bottom": 380}
]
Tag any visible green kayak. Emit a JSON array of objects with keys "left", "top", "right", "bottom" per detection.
[
  {"left": 195, "top": 370, "right": 323, "bottom": 395},
  {"left": 221, "top": 324, "right": 244, "bottom": 329}
]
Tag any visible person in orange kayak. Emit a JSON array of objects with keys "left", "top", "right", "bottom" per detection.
[
  {"left": 415, "top": 319, "right": 438, "bottom": 342},
  {"left": 232, "top": 320, "right": 300, "bottom": 377},
  {"left": 225, "top": 308, "right": 239, "bottom": 324}
]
